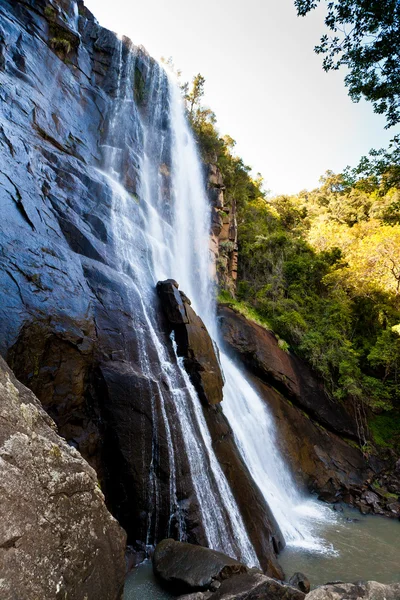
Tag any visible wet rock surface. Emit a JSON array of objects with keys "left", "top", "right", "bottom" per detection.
[
  {"left": 0, "top": 356, "right": 126, "bottom": 600},
  {"left": 0, "top": 0, "right": 287, "bottom": 565},
  {"left": 0, "top": 0, "right": 198, "bottom": 549},
  {"left": 157, "top": 280, "right": 224, "bottom": 406},
  {"left": 307, "top": 581, "right": 400, "bottom": 599}
]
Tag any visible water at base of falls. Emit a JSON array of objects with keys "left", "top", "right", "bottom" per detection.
[
  {"left": 220, "top": 353, "right": 338, "bottom": 556},
  {"left": 123, "top": 510, "right": 400, "bottom": 598},
  {"left": 280, "top": 505, "right": 400, "bottom": 587}
]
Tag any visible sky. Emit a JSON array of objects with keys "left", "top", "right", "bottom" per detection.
[{"left": 84, "top": 0, "right": 396, "bottom": 195}]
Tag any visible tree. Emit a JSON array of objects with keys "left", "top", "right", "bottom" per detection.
[
  {"left": 182, "top": 73, "right": 206, "bottom": 119},
  {"left": 294, "top": 0, "right": 400, "bottom": 128}
]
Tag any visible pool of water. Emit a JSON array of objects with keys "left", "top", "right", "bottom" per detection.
[
  {"left": 123, "top": 507, "right": 400, "bottom": 598},
  {"left": 279, "top": 505, "right": 400, "bottom": 588},
  {"left": 123, "top": 561, "right": 176, "bottom": 599}
]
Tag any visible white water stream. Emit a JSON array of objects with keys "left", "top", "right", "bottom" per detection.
[{"left": 101, "top": 44, "right": 334, "bottom": 564}]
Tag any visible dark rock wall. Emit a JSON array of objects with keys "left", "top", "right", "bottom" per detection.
[
  {"left": 0, "top": 0, "right": 181, "bottom": 546},
  {"left": 0, "top": 0, "right": 283, "bottom": 570}
]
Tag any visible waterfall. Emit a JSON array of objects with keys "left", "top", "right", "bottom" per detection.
[
  {"left": 101, "top": 41, "right": 334, "bottom": 563},
  {"left": 100, "top": 44, "right": 258, "bottom": 566},
  {"left": 165, "top": 75, "right": 336, "bottom": 555}
]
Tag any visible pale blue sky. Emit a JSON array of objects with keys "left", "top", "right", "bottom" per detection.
[{"left": 84, "top": 0, "right": 396, "bottom": 194}]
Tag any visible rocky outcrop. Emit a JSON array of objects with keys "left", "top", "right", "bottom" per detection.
[
  {"left": 307, "top": 581, "right": 400, "bottom": 599},
  {"left": 218, "top": 306, "right": 357, "bottom": 438},
  {"left": 288, "top": 573, "right": 311, "bottom": 594},
  {"left": 157, "top": 279, "right": 224, "bottom": 406},
  {"left": 207, "top": 165, "right": 238, "bottom": 295},
  {"left": 0, "top": 356, "right": 126, "bottom": 600},
  {"left": 153, "top": 540, "right": 303, "bottom": 600},
  {"left": 157, "top": 281, "right": 284, "bottom": 575}
]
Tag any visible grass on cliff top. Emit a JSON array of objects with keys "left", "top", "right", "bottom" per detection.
[
  {"left": 217, "top": 290, "right": 291, "bottom": 352},
  {"left": 369, "top": 412, "right": 400, "bottom": 451},
  {"left": 217, "top": 290, "right": 273, "bottom": 331}
]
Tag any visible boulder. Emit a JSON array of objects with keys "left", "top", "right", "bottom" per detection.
[
  {"left": 157, "top": 280, "right": 224, "bottom": 406},
  {"left": 179, "top": 572, "right": 305, "bottom": 600},
  {"left": 289, "top": 573, "right": 311, "bottom": 594},
  {"left": 153, "top": 538, "right": 251, "bottom": 594},
  {"left": 307, "top": 581, "right": 400, "bottom": 599},
  {"left": 0, "top": 356, "right": 126, "bottom": 600}
]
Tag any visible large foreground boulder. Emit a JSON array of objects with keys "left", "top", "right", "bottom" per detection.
[
  {"left": 0, "top": 357, "right": 126, "bottom": 600},
  {"left": 307, "top": 581, "right": 400, "bottom": 599}
]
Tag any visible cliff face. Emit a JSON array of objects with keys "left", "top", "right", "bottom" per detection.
[
  {"left": 0, "top": 0, "right": 283, "bottom": 571},
  {"left": 217, "top": 306, "right": 382, "bottom": 507},
  {"left": 0, "top": 0, "right": 165, "bottom": 543},
  {"left": 207, "top": 164, "right": 238, "bottom": 294}
]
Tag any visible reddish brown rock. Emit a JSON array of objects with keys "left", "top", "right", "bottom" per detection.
[
  {"left": 218, "top": 305, "right": 357, "bottom": 438},
  {"left": 250, "top": 374, "right": 372, "bottom": 500}
]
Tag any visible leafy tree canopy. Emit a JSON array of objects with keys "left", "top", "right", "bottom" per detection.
[{"left": 294, "top": 0, "right": 400, "bottom": 128}]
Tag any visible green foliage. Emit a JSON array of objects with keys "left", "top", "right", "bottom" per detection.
[
  {"left": 183, "top": 72, "right": 400, "bottom": 422},
  {"left": 44, "top": 6, "right": 56, "bottom": 19},
  {"left": 134, "top": 66, "right": 146, "bottom": 105},
  {"left": 50, "top": 37, "right": 72, "bottom": 55},
  {"left": 217, "top": 290, "right": 272, "bottom": 330},
  {"left": 369, "top": 413, "right": 400, "bottom": 450},
  {"left": 295, "top": 0, "right": 400, "bottom": 128},
  {"left": 236, "top": 172, "right": 400, "bottom": 413}
]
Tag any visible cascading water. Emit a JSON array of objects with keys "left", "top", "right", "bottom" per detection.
[
  {"left": 220, "top": 355, "right": 337, "bottom": 553},
  {"left": 165, "top": 74, "right": 337, "bottom": 555},
  {"left": 101, "top": 38, "right": 334, "bottom": 564},
  {"left": 100, "top": 42, "right": 258, "bottom": 566}
]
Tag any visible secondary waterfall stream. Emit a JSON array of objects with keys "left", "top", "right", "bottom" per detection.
[{"left": 101, "top": 40, "right": 333, "bottom": 563}]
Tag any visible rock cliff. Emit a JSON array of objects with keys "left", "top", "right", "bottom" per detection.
[{"left": 0, "top": 0, "right": 283, "bottom": 571}]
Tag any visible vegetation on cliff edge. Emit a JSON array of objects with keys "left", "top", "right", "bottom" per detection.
[{"left": 183, "top": 74, "right": 400, "bottom": 452}]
